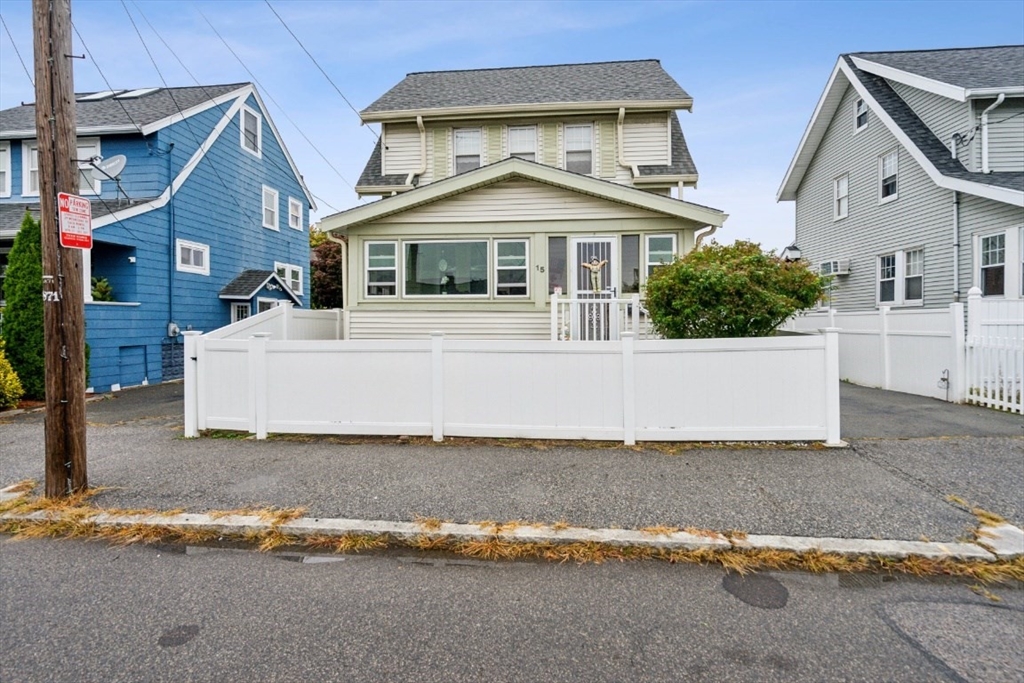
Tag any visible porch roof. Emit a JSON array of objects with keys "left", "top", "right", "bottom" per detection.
[{"left": 218, "top": 270, "right": 300, "bottom": 304}]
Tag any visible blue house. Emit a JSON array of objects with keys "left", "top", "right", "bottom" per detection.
[{"left": 0, "top": 83, "right": 314, "bottom": 392}]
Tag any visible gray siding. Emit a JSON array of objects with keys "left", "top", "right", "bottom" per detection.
[
  {"left": 889, "top": 81, "right": 972, "bottom": 166},
  {"left": 794, "top": 84, "right": 955, "bottom": 310},
  {"left": 958, "top": 193, "right": 1024, "bottom": 294}
]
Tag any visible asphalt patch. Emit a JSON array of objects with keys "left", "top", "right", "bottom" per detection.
[{"left": 722, "top": 571, "right": 789, "bottom": 609}]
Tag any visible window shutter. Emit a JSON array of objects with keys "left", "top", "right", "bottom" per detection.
[
  {"left": 433, "top": 128, "right": 450, "bottom": 180},
  {"left": 486, "top": 125, "right": 502, "bottom": 165},
  {"left": 599, "top": 121, "right": 617, "bottom": 178},
  {"left": 542, "top": 123, "right": 558, "bottom": 167}
]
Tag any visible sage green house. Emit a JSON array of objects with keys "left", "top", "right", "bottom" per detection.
[
  {"left": 319, "top": 60, "right": 727, "bottom": 339},
  {"left": 778, "top": 46, "right": 1024, "bottom": 310}
]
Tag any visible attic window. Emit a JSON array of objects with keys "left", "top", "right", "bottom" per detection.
[
  {"left": 77, "top": 90, "right": 125, "bottom": 102},
  {"left": 241, "top": 105, "right": 262, "bottom": 157},
  {"left": 115, "top": 88, "right": 161, "bottom": 99},
  {"left": 855, "top": 99, "right": 868, "bottom": 131}
]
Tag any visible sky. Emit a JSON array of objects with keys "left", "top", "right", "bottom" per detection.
[{"left": 1, "top": 0, "right": 1022, "bottom": 251}]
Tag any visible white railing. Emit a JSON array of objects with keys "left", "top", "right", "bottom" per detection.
[
  {"left": 965, "top": 288, "right": 1023, "bottom": 414},
  {"left": 205, "top": 302, "right": 343, "bottom": 341},
  {"left": 550, "top": 293, "right": 657, "bottom": 341},
  {"left": 184, "top": 330, "right": 842, "bottom": 446}
]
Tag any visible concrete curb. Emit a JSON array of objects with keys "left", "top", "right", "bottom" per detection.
[{"left": 2, "top": 484, "right": 1019, "bottom": 561}]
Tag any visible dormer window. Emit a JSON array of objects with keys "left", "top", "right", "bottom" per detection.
[
  {"left": 240, "top": 105, "right": 262, "bottom": 157},
  {"left": 855, "top": 99, "right": 868, "bottom": 131},
  {"left": 564, "top": 124, "right": 593, "bottom": 174},
  {"left": 508, "top": 126, "right": 536, "bottom": 162},
  {"left": 454, "top": 128, "right": 481, "bottom": 174}
]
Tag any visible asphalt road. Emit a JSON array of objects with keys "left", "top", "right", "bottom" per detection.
[{"left": 2, "top": 537, "right": 1021, "bottom": 683}]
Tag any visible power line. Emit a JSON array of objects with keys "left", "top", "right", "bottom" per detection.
[
  {"left": 263, "top": 0, "right": 378, "bottom": 142},
  {"left": 70, "top": 21, "right": 144, "bottom": 132},
  {"left": 194, "top": 5, "right": 357, "bottom": 200},
  {"left": 1, "top": 13, "right": 34, "bottom": 88}
]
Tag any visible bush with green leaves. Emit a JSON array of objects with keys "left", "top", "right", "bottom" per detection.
[
  {"left": 1, "top": 212, "right": 45, "bottom": 399},
  {"left": 643, "top": 240, "right": 825, "bottom": 339},
  {"left": 91, "top": 276, "right": 114, "bottom": 301},
  {"left": 310, "top": 229, "right": 344, "bottom": 310},
  {"left": 0, "top": 338, "right": 24, "bottom": 409}
]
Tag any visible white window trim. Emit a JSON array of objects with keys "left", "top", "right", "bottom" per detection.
[
  {"left": 288, "top": 197, "right": 303, "bottom": 231},
  {"left": 973, "top": 229, "right": 1022, "bottom": 300},
  {"left": 878, "top": 150, "right": 899, "bottom": 204},
  {"left": 365, "top": 240, "right": 398, "bottom": 299},
  {"left": 454, "top": 128, "right": 482, "bottom": 174},
  {"left": 275, "top": 261, "right": 303, "bottom": 297},
  {"left": 176, "top": 239, "right": 210, "bottom": 276},
  {"left": 854, "top": 98, "right": 868, "bottom": 133},
  {"left": 876, "top": 249, "right": 923, "bottom": 307},
  {"left": 833, "top": 173, "right": 849, "bottom": 220},
  {"left": 257, "top": 297, "right": 281, "bottom": 313},
  {"left": 494, "top": 238, "right": 530, "bottom": 298},
  {"left": 231, "top": 302, "right": 250, "bottom": 323},
  {"left": 402, "top": 239, "right": 490, "bottom": 299},
  {"left": 262, "top": 185, "right": 279, "bottom": 230},
  {"left": 76, "top": 138, "right": 101, "bottom": 195},
  {"left": 645, "top": 234, "right": 677, "bottom": 277},
  {"left": 240, "top": 104, "right": 262, "bottom": 158},
  {"left": 507, "top": 125, "right": 537, "bottom": 162},
  {"left": 0, "top": 141, "right": 11, "bottom": 197},
  {"left": 563, "top": 123, "right": 594, "bottom": 175},
  {"left": 21, "top": 140, "right": 39, "bottom": 197}
]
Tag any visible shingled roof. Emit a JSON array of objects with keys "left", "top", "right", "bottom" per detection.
[
  {"left": 0, "top": 83, "right": 248, "bottom": 137},
  {"left": 851, "top": 46, "right": 1024, "bottom": 91},
  {"left": 218, "top": 270, "right": 300, "bottom": 304},
  {"left": 0, "top": 198, "right": 160, "bottom": 238},
  {"left": 361, "top": 60, "right": 691, "bottom": 119}
]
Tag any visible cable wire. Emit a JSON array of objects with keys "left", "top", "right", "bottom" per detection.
[
  {"left": 70, "top": 21, "right": 144, "bottom": 133},
  {"left": 1, "top": 13, "right": 34, "bottom": 88}
]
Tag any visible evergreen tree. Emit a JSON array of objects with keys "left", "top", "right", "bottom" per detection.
[{"left": 1, "top": 213, "right": 45, "bottom": 398}]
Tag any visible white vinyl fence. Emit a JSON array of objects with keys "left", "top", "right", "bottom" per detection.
[
  {"left": 966, "top": 290, "right": 1023, "bottom": 413},
  {"left": 184, "top": 330, "right": 842, "bottom": 445}
]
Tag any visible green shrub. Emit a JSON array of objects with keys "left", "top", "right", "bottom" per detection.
[
  {"left": 1, "top": 213, "right": 45, "bottom": 399},
  {"left": 91, "top": 277, "right": 114, "bottom": 301},
  {"left": 0, "top": 338, "right": 24, "bottom": 409},
  {"left": 644, "top": 240, "right": 825, "bottom": 339}
]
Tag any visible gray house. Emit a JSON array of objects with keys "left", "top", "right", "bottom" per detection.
[{"left": 778, "top": 46, "right": 1023, "bottom": 310}]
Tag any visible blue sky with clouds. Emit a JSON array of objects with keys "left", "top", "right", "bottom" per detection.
[{"left": 2, "top": 0, "right": 1022, "bottom": 249}]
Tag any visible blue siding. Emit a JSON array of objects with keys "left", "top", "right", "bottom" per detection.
[{"left": 3, "top": 86, "right": 311, "bottom": 392}]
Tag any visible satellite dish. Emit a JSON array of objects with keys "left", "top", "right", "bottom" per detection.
[{"left": 90, "top": 154, "right": 127, "bottom": 181}]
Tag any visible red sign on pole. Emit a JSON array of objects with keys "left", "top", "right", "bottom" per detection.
[{"left": 58, "top": 192, "right": 92, "bottom": 249}]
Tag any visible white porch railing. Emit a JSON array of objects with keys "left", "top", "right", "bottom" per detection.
[{"left": 550, "top": 293, "right": 657, "bottom": 341}]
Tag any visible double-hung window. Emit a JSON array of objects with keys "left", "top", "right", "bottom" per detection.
[
  {"left": 241, "top": 105, "right": 262, "bottom": 157},
  {"left": 176, "top": 239, "right": 209, "bottom": 276},
  {"left": 288, "top": 197, "right": 303, "bottom": 230},
  {"left": 0, "top": 142, "right": 11, "bottom": 197},
  {"left": 76, "top": 139, "right": 101, "bottom": 195},
  {"left": 22, "top": 141, "right": 39, "bottom": 196},
  {"left": 646, "top": 235, "right": 677, "bottom": 276},
  {"left": 980, "top": 233, "right": 1005, "bottom": 296},
  {"left": 877, "top": 249, "right": 923, "bottom": 306},
  {"left": 855, "top": 99, "right": 868, "bottom": 131},
  {"left": 495, "top": 239, "right": 528, "bottom": 297},
  {"left": 262, "top": 186, "right": 279, "bottom": 230},
  {"left": 275, "top": 262, "right": 303, "bottom": 297},
  {"left": 366, "top": 241, "right": 397, "bottom": 297},
  {"left": 879, "top": 150, "right": 898, "bottom": 202},
  {"left": 508, "top": 126, "right": 536, "bottom": 162},
  {"left": 833, "top": 173, "right": 849, "bottom": 220},
  {"left": 454, "top": 128, "right": 481, "bottom": 174},
  {"left": 564, "top": 124, "right": 593, "bottom": 174}
]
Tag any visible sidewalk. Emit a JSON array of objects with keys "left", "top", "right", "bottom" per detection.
[{"left": 1, "top": 382, "right": 1021, "bottom": 546}]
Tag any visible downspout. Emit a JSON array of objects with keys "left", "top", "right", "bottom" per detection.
[
  {"left": 694, "top": 225, "right": 718, "bottom": 249},
  {"left": 617, "top": 107, "right": 638, "bottom": 179},
  {"left": 404, "top": 115, "right": 426, "bottom": 187},
  {"left": 326, "top": 232, "right": 348, "bottom": 309},
  {"left": 166, "top": 142, "right": 177, "bottom": 335},
  {"left": 980, "top": 94, "right": 1006, "bottom": 174},
  {"left": 952, "top": 191, "right": 961, "bottom": 301}
]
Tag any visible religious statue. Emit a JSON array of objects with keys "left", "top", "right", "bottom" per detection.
[{"left": 581, "top": 257, "right": 608, "bottom": 293}]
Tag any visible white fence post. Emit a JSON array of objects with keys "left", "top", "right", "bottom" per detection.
[
  {"left": 879, "top": 306, "right": 891, "bottom": 390},
  {"left": 342, "top": 309, "right": 351, "bottom": 340},
  {"left": 622, "top": 332, "right": 636, "bottom": 445},
  {"left": 951, "top": 302, "right": 966, "bottom": 403},
  {"left": 281, "top": 301, "right": 293, "bottom": 340},
  {"left": 183, "top": 331, "right": 201, "bottom": 437},
  {"left": 334, "top": 308, "right": 342, "bottom": 340},
  {"left": 431, "top": 332, "right": 444, "bottom": 442},
  {"left": 824, "top": 328, "right": 843, "bottom": 446},
  {"left": 631, "top": 293, "right": 640, "bottom": 336},
  {"left": 249, "top": 333, "right": 270, "bottom": 440},
  {"left": 550, "top": 292, "right": 559, "bottom": 340}
]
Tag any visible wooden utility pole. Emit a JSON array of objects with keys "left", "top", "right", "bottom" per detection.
[{"left": 33, "top": 0, "right": 88, "bottom": 497}]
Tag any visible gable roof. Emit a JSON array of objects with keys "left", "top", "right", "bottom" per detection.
[
  {"left": 219, "top": 270, "right": 300, "bottom": 304},
  {"left": 850, "top": 46, "right": 1024, "bottom": 100},
  {"left": 361, "top": 60, "right": 692, "bottom": 122},
  {"left": 326, "top": 157, "right": 726, "bottom": 233},
  {"left": 777, "top": 50, "right": 1024, "bottom": 207},
  {"left": 0, "top": 83, "right": 248, "bottom": 138}
]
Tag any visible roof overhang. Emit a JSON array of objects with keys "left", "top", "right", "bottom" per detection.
[
  {"left": 218, "top": 271, "right": 300, "bottom": 304},
  {"left": 322, "top": 158, "right": 726, "bottom": 233},
  {"left": 1, "top": 124, "right": 140, "bottom": 140},
  {"left": 632, "top": 173, "right": 699, "bottom": 186},
  {"left": 850, "top": 56, "right": 1024, "bottom": 102},
  {"left": 355, "top": 184, "right": 415, "bottom": 196},
  {"left": 360, "top": 99, "right": 693, "bottom": 124},
  {"left": 777, "top": 57, "right": 1024, "bottom": 207}
]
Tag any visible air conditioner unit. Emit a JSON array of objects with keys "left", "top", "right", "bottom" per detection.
[{"left": 820, "top": 259, "right": 851, "bottom": 276}]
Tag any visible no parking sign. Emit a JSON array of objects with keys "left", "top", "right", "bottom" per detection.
[{"left": 57, "top": 192, "right": 92, "bottom": 249}]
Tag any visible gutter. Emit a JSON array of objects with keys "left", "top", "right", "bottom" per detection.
[
  {"left": 980, "top": 94, "right": 1006, "bottom": 174},
  {"left": 404, "top": 115, "right": 426, "bottom": 187},
  {"left": 361, "top": 98, "right": 694, "bottom": 124},
  {"left": 618, "top": 107, "right": 639, "bottom": 179}
]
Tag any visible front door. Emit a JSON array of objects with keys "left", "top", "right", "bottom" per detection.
[{"left": 570, "top": 237, "right": 618, "bottom": 340}]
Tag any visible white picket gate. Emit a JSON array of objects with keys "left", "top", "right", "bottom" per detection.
[{"left": 965, "top": 289, "right": 1024, "bottom": 414}]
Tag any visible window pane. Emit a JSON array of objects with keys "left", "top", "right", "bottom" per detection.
[
  {"left": 905, "top": 250, "right": 923, "bottom": 277},
  {"left": 497, "top": 241, "right": 526, "bottom": 266},
  {"left": 982, "top": 266, "right": 1004, "bottom": 296},
  {"left": 905, "top": 275, "right": 922, "bottom": 301},
  {"left": 981, "top": 235, "right": 1005, "bottom": 266},
  {"left": 454, "top": 129, "right": 481, "bottom": 155},
  {"left": 621, "top": 235, "right": 640, "bottom": 294},
  {"left": 405, "top": 241, "right": 488, "bottom": 296},
  {"left": 508, "top": 127, "right": 535, "bottom": 156},
  {"left": 180, "top": 245, "right": 190, "bottom": 264},
  {"left": 565, "top": 151, "right": 592, "bottom": 174},
  {"left": 193, "top": 250, "right": 204, "bottom": 268},
  {"left": 880, "top": 279, "right": 895, "bottom": 302},
  {"left": 879, "top": 254, "right": 896, "bottom": 279},
  {"left": 548, "top": 236, "right": 566, "bottom": 294},
  {"left": 564, "top": 125, "right": 591, "bottom": 150},
  {"left": 368, "top": 243, "right": 396, "bottom": 267},
  {"left": 243, "top": 110, "right": 258, "bottom": 151},
  {"left": 368, "top": 270, "right": 395, "bottom": 284}
]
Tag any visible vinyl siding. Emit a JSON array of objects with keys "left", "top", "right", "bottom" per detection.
[
  {"left": 958, "top": 193, "right": 1024, "bottom": 293},
  {"left": 622, "top": 114, "right": 669, "bottom": 165},
  {"left": 382, "top": 123, "right": 421, "bottom": 176},
  {"left": 889, "top": 81, "right": 972, "bottom": 167},
  {"left": 794, "top": 83, "right": 955, "bottom": 310},
  {"left": 976, "top": 97, "right": 1024, "bottom": 173},
  {"left": 373, "top": 179, "right": 665, "bottom": 223},
  {"left": 349, "top": 310, "right": 550, "bottom": 340}
]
